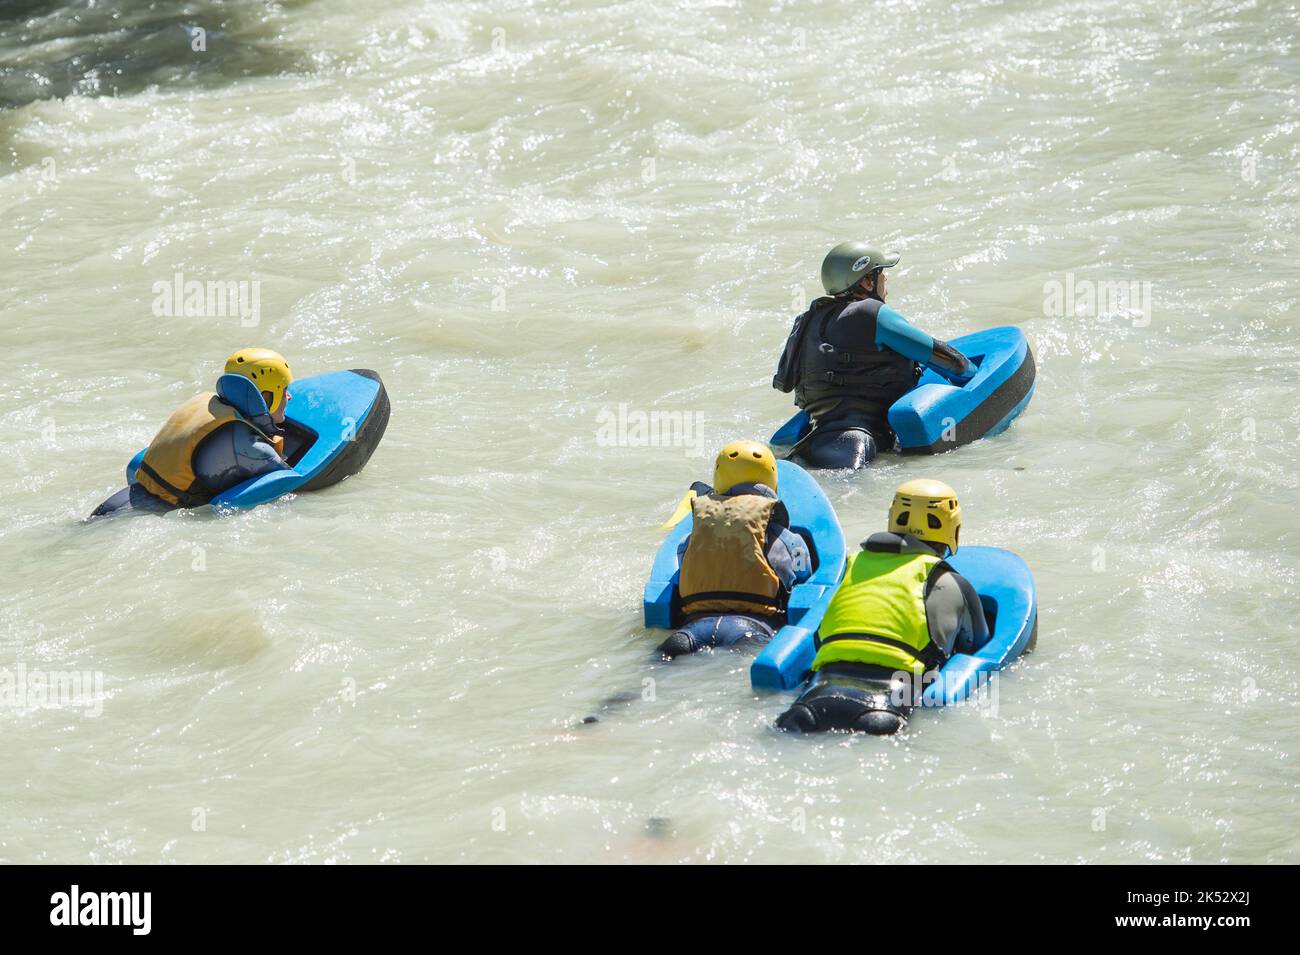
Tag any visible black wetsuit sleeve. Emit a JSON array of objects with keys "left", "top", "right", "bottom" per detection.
[
  {"left": 923, "top": 565, "right": 989, "bottom": 659},
  {"left": 949, "top": 569, "right": 989, "bottom": 654},
  {"left": 929, "top": 339, "right": 975, "bottom": 382}
]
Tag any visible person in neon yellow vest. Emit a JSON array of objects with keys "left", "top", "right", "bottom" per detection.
[{"left": 777, "top": 479, "right": 989, "bottom": 735}]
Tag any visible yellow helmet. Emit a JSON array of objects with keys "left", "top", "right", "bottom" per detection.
[
  {"left": 713, "top": 440, "right": 778, "bottom": 495},
  {"left": 224, "top": 348, "right": 292, "bottom": 414},
  {"left": 888, "top": 479, "right": 962, "bottom": 554}
]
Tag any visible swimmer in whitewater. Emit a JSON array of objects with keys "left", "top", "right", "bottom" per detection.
[
  {"left": 777, "top": 479, "right": 989, "bottom": 735},
  {"left": 656, "top": 441, "right": 811, "bottom": 658},
  {"left": 89, "top": 348, "right": 294, "bottom": 518},
  {"left": 773, "top": 242, "right": 977, "bottom": 469}
]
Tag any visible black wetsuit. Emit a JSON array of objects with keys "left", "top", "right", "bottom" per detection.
[{"left": 774, "top": 297, "right": 973, "bottom": 469}]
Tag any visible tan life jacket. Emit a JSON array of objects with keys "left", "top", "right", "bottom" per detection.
[
  {"left": 678, "top": 493, "right": 783, "bottom": 617},
  {"left": 135, "top": 393, "right": 260, "bottom": 507}
]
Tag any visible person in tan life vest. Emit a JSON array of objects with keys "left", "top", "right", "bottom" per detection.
[
  {"left": 90, "top": 348, "right": 294, "bottom": 518},
  {"left": 776, "top": 479, "right": 990, "bottom": 735},
  {"left": 658, "top": 441, "right": 812, "bottom": 658}
]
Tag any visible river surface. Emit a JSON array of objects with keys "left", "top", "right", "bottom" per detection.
[{"left": 1, "top": 0, "right": 1297, "bottom": 863}]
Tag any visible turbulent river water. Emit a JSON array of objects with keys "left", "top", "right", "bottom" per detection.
[{"left": 1, "top": 0, "right": 1297, "bottom": 863}]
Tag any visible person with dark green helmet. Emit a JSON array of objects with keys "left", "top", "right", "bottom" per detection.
[{"left": 773, "top": 241, "right": 975, "bottom": 469}]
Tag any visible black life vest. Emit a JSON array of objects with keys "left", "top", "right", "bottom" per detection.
[{"left": 773, "top": 297, "right": 919, "bottom": 433}]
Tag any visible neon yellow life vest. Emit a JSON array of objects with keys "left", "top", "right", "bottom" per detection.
[
  {"left": 136, "top": 393, "right": 263, "bottom": 507},
  {"left": 678, "top": 493, "right": 783, "bottom": 617},
  {"left": 812, "top": 549, "right": 940, "bottom": 674}
]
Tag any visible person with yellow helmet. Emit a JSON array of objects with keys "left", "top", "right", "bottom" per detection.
[
  {"left": 90, "top": 349, "right": 295, "bottom": 517},
  {"left": 776, "top": 479, "right": 989, "bottom": 735},
  {"left": 658, "top": 441, "right": 812, "bottom": 658},
  {"left": 773, "top": 241, "right": 976, "bottom": 469}
]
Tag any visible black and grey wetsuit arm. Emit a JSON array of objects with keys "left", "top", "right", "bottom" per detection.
[
  {"left": 875, "top": 304, "right": 975, "bottom": 384},
  {"left": 766, "top": 525, "right": 812, "bottom": 587},
  {"left": 923, "top": 565, "right": 991, "bottom": 658},
  {"left": 192, "top": 421, "right": 289, "bottom": 496}
]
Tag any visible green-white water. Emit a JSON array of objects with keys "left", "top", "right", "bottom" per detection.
[{"left": 1, "top": 0, "right": 1297, "bottom": 863}]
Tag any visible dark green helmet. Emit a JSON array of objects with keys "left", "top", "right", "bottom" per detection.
[{"left": 820, "top": 241, "right": 901, "bottom": 296}]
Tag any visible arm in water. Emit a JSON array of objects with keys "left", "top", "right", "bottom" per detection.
[{"left": 875, "top": 304, "right": 975, "bottom": 384}]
